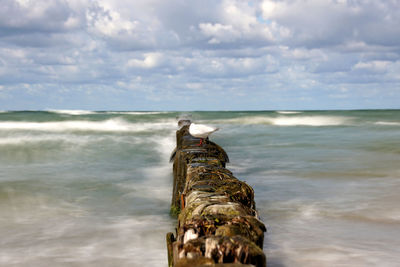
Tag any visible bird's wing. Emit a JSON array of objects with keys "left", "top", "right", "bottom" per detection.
[{"left": 192, "top": 123, "right": 218, "bottom": 134}]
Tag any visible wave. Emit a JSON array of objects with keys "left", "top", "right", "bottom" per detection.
[
  {"left": 375, "top": 121, "right": 400, "bottom": 126},
  {"left": 223, "top": 116, "right": 350, "bottom": 126},
  {"left": 0, "top": 135, "right": 121, "bottom": 146},
  {"left": 289, "top": 200, "right": 400, "bottom": 224},
  {"left": 0, "top": 118, "right": 176, "bottom": 133},
  {"left": 275, "top": 202, "right": 400, "bottom": 226},
  {"left": 339, "top": 211, "right": 400, "bottom": 225},
  {"left": 0, "top": 135, "right": 69, "bottom": 145},
  {"left": 47, "top": 110, "right": 170, "bottom": 116},
  {"left": 0, "top": 198, "right": 170, "bottom": 266},
  {"left": 276, "top": 111, "right": 302, "bottom": 114},
  {"left": 46, "top": 109, "right": 97, "bottom": 115},
  {"left": 105, "top": 111, "right": 170, "bottom": 115}
]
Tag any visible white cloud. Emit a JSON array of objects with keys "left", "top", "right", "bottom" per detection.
[
  {"left": 0, "top": 0, "right": 399, "bottom": 110},
  {"left": 353, "top": 60, "right": 390, "bottom": 73},
  {"left": 261, "top": 0, "right": 278, "bottom": 17},
  {"left": 127, "top": 53, "right": 164, "bottom": 69},
  {"left": 185, "top": 82, "right": 202, "bottom": 90},
  {"left": 199, "top": 23, "right": 239, "bottom": 44},
  {"left": 0, "top": 0, "right": 81, "bottom": 33},
  {"left": 197, "top": 0, "right": 275, "bottom": 46},
  {"left": 86, "top": 3, "right": 137, "bottom": 37},
  {"left": 260, "top": 0, "right": 400, "bottom": 48}
]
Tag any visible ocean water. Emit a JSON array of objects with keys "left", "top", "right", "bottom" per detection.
[{"left": 0, "top": 110, "right": 399, "bottom": 266}]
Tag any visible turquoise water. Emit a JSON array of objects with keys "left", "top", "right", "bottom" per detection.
[{"left": 0, "top": 110, "right": 399, "bottom": 266}]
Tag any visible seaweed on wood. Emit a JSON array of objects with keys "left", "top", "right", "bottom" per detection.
[{"left": 167, "top": 120, "right": 266, "bottom": 267}]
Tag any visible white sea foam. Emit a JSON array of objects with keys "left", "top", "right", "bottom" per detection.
[
  {"left": 0, "top": 135, "right": 66, "bottom": 145},
  {"left": 105, "top": 111, "right": 169, "bottom": 115},
  {"left": 0, "top": 215, "right": 171, "bottom": 266},
  {"left": 0, "top": 118, "right": 176, "bottom": 133},
  {"left": 286, "top": 201, "right": 400, "bottom": 225},
  {"left": 285, "top": 245, "right": 381, "bottom": 266},
  {"left": 337, "top": 208, "right": 400, "bottom": 224},
  {"left": 119, "top": 134, "right": 175, "bottom": 201},
  {"left": 0, "top": 134, "right": 129, "bottom": 146},
  {"left": 276, "top": 111, "right": 302, "bottom": 114},
  {"left": 47, "top": 109, "right": 97, "bottom": 115},
  {"left": 297, "top": 204, "right": 320, "bottom": 220},
  {"left": 224, "top": 116, "right": 350, "bottom": 126},
  {"left": 375, "top": 121, "right": 400, "bottom": 126},
  {"left": 271, "top": 116, "right": 349, "bottom": 126}
]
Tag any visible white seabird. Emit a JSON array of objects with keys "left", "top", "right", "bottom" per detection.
[{"left": 189, "top": 123, "right": 219, "bottom": 145}]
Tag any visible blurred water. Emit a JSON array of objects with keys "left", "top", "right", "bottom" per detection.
[{"left": 0, "top": 110, "right": 399, "bottom": 266}]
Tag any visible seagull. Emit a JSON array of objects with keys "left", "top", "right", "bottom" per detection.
[{"left": 189, "top": 123, "right": 219, "bottom": 146}]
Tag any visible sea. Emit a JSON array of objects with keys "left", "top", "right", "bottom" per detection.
[{"left": 0, "top": 110, "right": 399, "bottom": 267}]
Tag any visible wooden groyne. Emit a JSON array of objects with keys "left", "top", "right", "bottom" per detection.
[{"left": 166, "top": 119, "right": 267, "bottom": 267}]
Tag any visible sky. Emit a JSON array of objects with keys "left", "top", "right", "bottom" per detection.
[{"left": 0, "top": 0, "right": 399, "bottom": 111}]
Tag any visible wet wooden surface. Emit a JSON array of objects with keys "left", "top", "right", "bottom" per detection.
[{"left": 167, "top": 121, "right": 266, "bottom": 267}]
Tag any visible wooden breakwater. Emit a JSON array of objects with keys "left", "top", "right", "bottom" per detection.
[{"left": 166, "top": 119, "right": 266, "bottom": 267}]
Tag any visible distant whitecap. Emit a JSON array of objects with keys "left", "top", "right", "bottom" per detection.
[
  {"left": 0, "top": 118, "right": 176, "bottom": 132},
  {"left": 276, "top": 111, "right": 302, "bottom": 114},
  {"left": 47, "top": 109, "right": 97, "bottom": 115},
  {"left": 220, "top": 116, "right": 351, "bottom": 126},
  {"left": 375, "top": 121, "right": 400, "bottom": 126}
]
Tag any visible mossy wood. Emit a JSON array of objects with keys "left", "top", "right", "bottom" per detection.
[{"left": 167, "top": 121, "right": 266, "bottom": 267}]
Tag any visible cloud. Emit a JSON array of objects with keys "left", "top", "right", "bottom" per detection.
[
  {"left": 352, "top": 60, "right": 390, "bottom": 74},
  {"left": 260, "top": 0, "right": 400, "bottom": 48},
  {"left": 0, "top": 0, "right": 399, "bottom": 110},
  {"left": 127, "top": 53, "right": 164, "bottom": 69},
  {"left": 198, "top": 0, "right": 275, "bottom": 47}
]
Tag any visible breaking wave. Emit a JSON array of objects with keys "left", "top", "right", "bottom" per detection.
[
  {"left": 47, "top": 110, "right": 170, "bottom": 116},
  {"left": 0, "top": 134, "right": 127, "bottom": 146},
  {"left": 47, "top": 110, "right": 97, "bottom": 115},
  {"left": 375, "top": 121, "right": 400, "bottom": 126},
  {"left": 276, "top": 111, "right": 303, "bottom": 114},
  {"left": 105, "top": 111, "right": 170, "bottom": 115},
  {"left": 223, "top": 116, "right": 350, "bottom": 126},
  {"left": 0, "top": 118, "right": 176, "bottom": 133}
]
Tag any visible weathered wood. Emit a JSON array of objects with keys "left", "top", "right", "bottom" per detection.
[
  {"left": 168, "top": 120, "right": 266, "bottom": 267},
  {"left": 167, "top": 232, "right": 175, "bottom": 267}
]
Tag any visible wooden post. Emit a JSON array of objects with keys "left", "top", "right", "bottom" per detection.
[{"left": 167, "top": 120, "right": 266, "bottom": 267}]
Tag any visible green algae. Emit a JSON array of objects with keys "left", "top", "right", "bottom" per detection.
[{"left": 169, "top": 123, "right": 266, "bottom": 267}]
